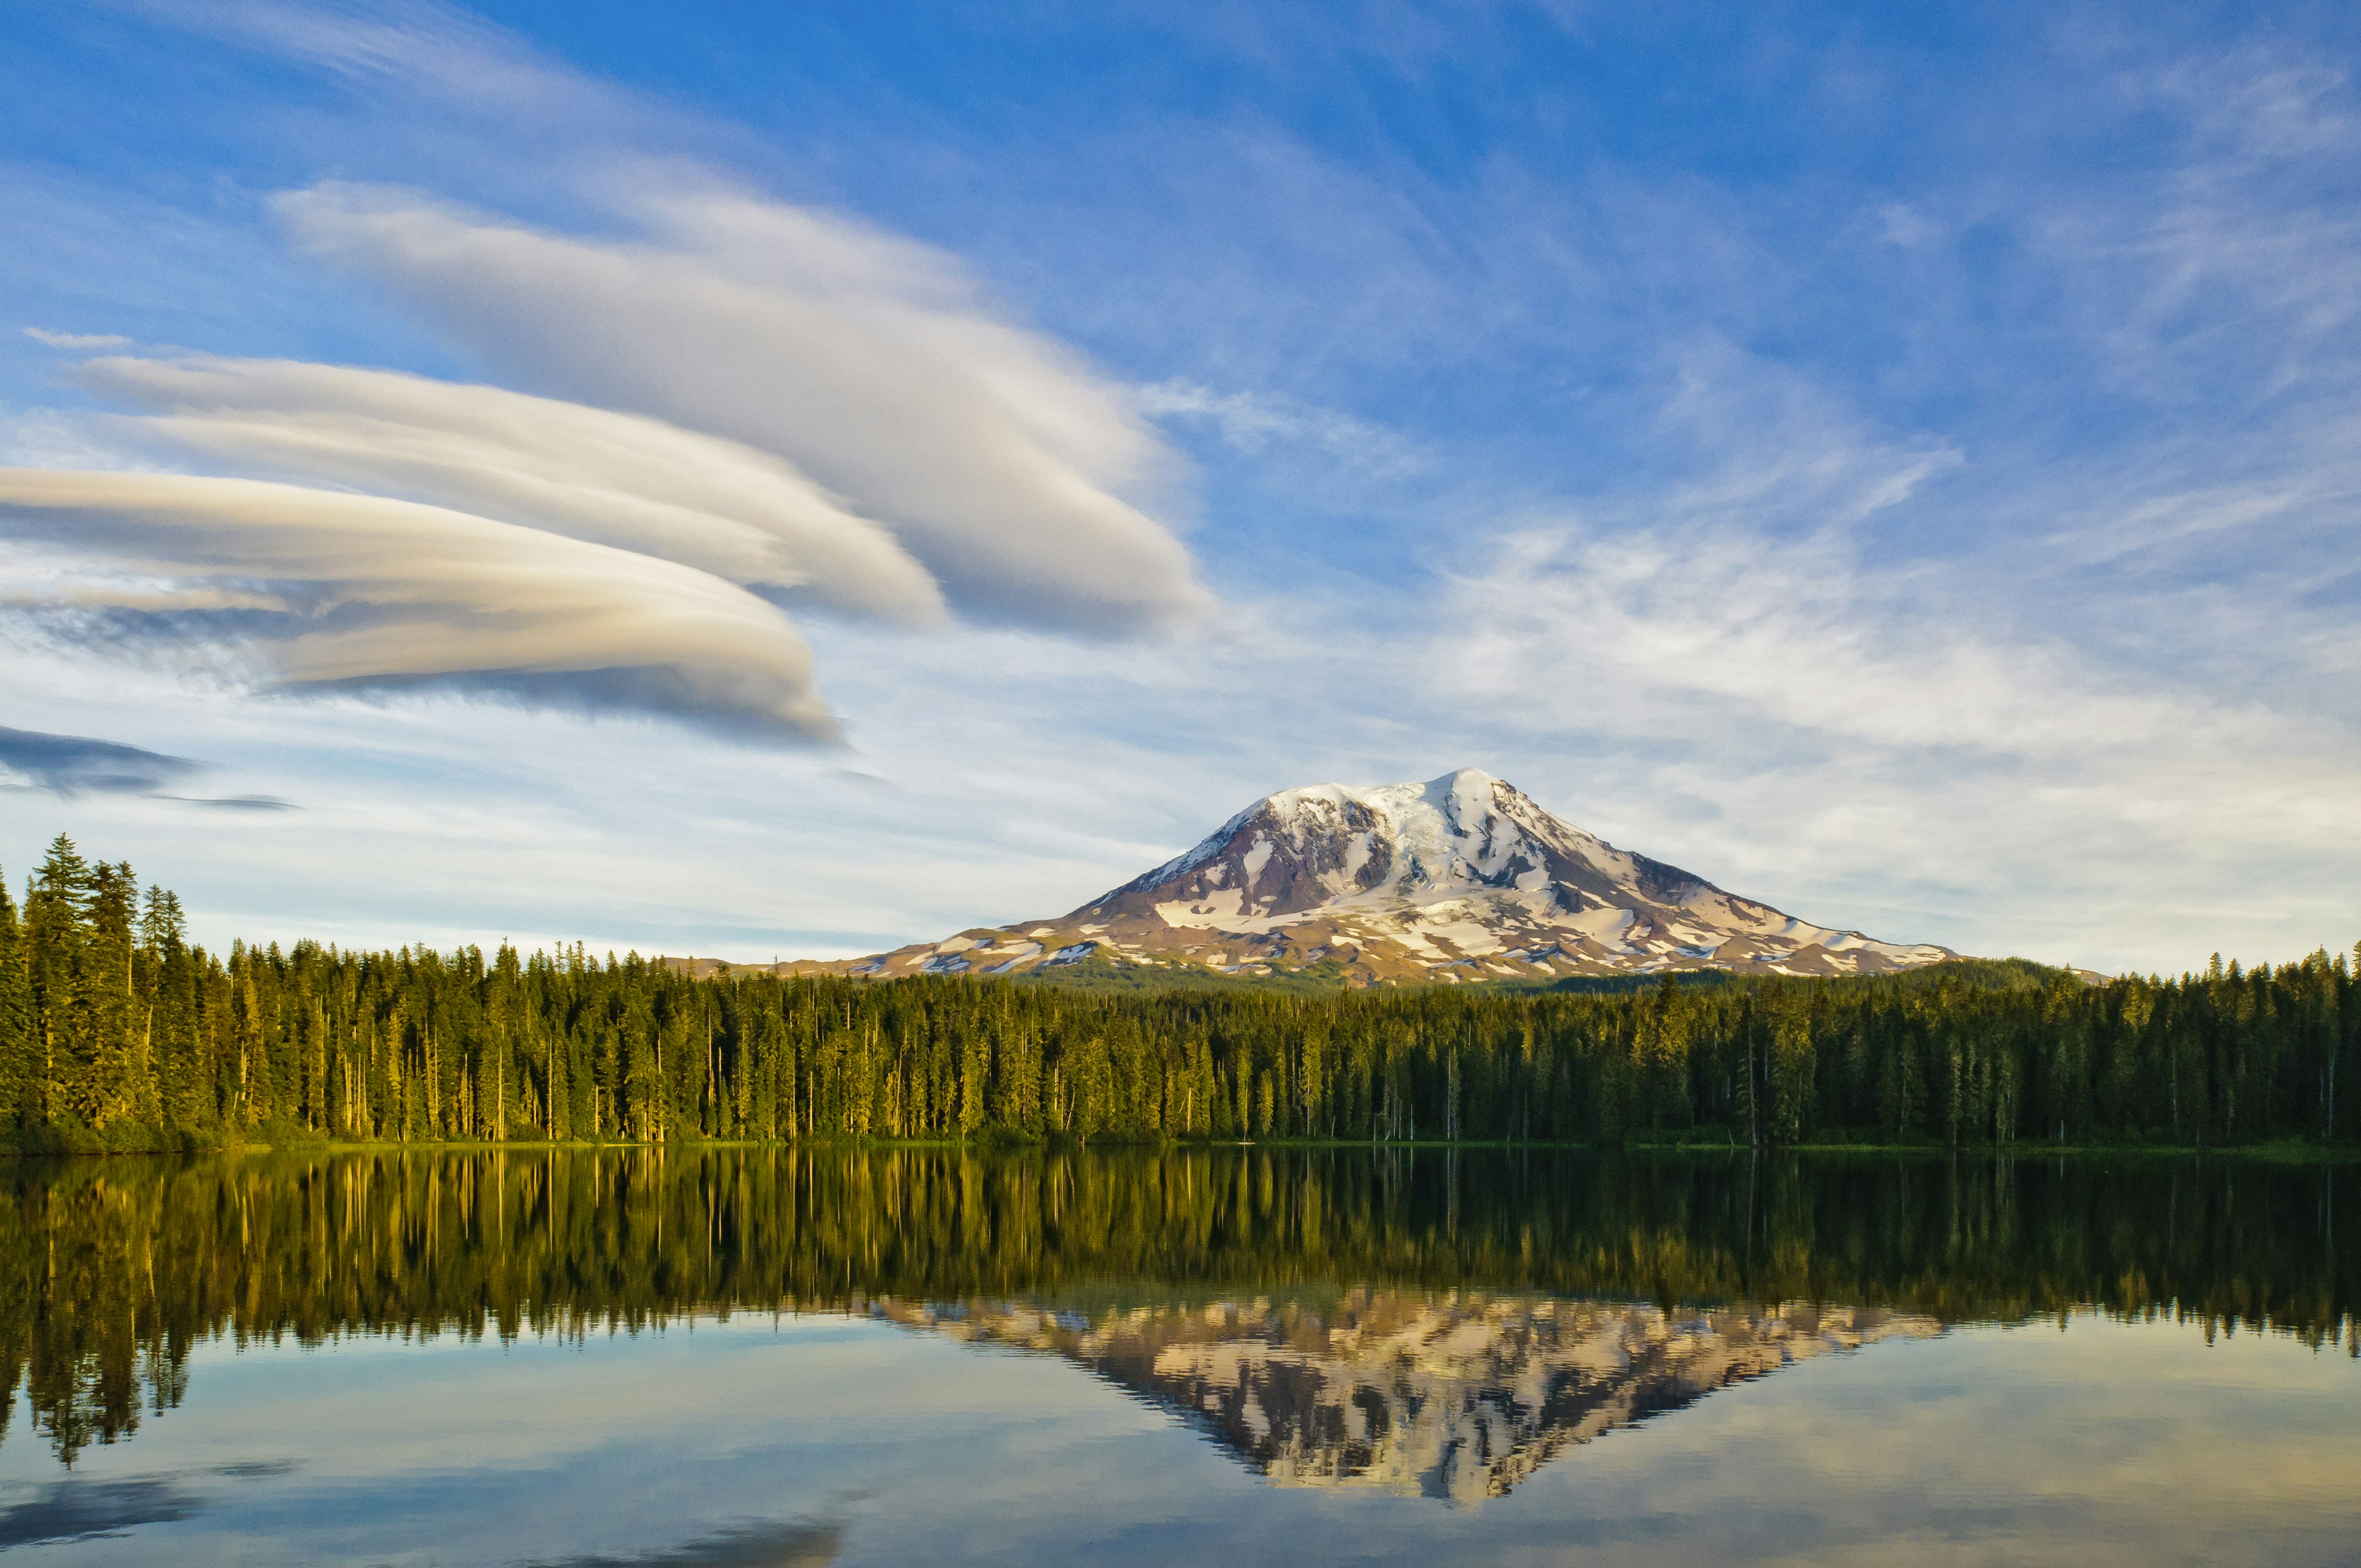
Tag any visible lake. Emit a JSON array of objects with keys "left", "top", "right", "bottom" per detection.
[{"left": 1, "top": 1147, "right": 2355, "bottom": 1565}]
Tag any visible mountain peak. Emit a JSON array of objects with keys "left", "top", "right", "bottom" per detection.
[{"left": 813, "top": 769, "right": 1955, "bottom": 986}]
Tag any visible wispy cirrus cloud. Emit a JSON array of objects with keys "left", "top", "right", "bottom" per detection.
[
  {"left": 1415, "top": 322, "right": 2361, "bottom": 967},
  {"left": 125, "top": 0, "right": 594, "bottom": 108},
  {"left": 22, "top": 327, "right": 133, "bottom": 350},
  {"left": 1136, "top": 380, "right": 1429, "bottom": 479}
]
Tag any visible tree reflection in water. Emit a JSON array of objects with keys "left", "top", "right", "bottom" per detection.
[{"left": 0, "top": 1146, "right": 2351, "bottom": 1474}]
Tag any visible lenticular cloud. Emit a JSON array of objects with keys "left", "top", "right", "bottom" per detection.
[
  {"left": 74, "top": 354, "right": 947, "bottom": 626},
  {"left": 0, "top": 470, "right": 840, "bottom": 741},
  {"left": 276, "top": 181, "right": 1211, "bottom": 634},
  {"left": 1, "top": 179, "right": 1209, "bottom": 742}
]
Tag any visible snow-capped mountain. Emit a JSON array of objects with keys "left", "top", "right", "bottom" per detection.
[{"left": 803, "top": 768, "right": 1952, "bottom": 985}]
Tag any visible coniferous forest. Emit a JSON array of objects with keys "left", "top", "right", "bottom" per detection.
[{"left": 2, "top": 835, "right": 2356, "bottom": 1154}]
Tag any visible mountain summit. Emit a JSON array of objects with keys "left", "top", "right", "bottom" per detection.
[{"left": 818, "top": 768, "right": 1952, "bottom": 986}]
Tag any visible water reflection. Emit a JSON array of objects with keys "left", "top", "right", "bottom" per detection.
[
  {"left": 0, "top": 1475, "right": 205, "bottom": 1551},
  {"left": 520, "top": 1516, "right": 847, "bottom": 1568},
  {"left": 0, "top": 1146, "right": 2352, "bottom": 1473},
  {"left": 1, "top": 1147, "right": 2358, "bottom": 1564},
  {"left": 0, "top": 1462, "right": 293, "bottom": 1551},
  {"left": 877, "top": 1292, "right": 1940, "bottom": 1502}
]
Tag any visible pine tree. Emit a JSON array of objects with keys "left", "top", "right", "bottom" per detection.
[
  {"left": 0, "top": 868, "right": 28, "bottom": 1130},
  {"left": 23, "top": 836, "right": 97, "bottom": 1133}
]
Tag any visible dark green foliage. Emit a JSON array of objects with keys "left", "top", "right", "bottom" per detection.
[{"left": 1, "top": 837, "right": 2357, "bottom": 1150}]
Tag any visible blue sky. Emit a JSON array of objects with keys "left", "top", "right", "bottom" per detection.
[{"left": 2, "top": 0, "right": 2358, "bottom": 973}]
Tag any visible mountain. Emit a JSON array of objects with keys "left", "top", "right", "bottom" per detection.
[
  {"left": 788, "top": 767, "right": 1953, "bottom": 986},
  {"left": 872, "top": 1291, "right": 1942, "bottom": 1503}
]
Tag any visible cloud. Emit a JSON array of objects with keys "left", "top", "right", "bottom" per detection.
[
  {"left": 275, "top": 181, "right": 1211, "bottom": 635},
  {"left": 1445, "top": 520, "right": 2308, "bottom": 779},
  {"left": 129, "top": 0, "right": 588, "bottom": 108},
  {"left": 23, "top": 327, "right": 133, "bottom": 350},
  {"left": 2022, "top": 53, "right": 2361, "bottom": 414},
  {"left": 0, "top": 469, "right": 840, "bottom": 741},
  {"left": 174, "top": 793, "right": 298, "bottom": 810},
  {"left": 0, "top": 723, "right": 202, "bottom": 796},
  {"left": 1136, "top": 380, "right": 1428, "bottom": 478},
  {"left": 1873, "top": 203, "right": 1943, "bottom": 250},
  {"left": 1423, "top": 383, "right": 2361, "bottom": 966},
  {"left": 74, "top": 354, "right": 947, "bottom": 625}
]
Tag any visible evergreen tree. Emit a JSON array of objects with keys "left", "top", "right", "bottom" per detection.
[{"left": 0, "top": 869, "right": 27, "bottom": 1130}]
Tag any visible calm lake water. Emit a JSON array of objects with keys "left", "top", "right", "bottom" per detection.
[{"left": 1, "top": 1147, "right": 2355, "bottom": 1566}]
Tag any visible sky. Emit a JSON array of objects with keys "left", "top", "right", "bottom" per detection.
[{"left": 2, "top": 0, "right": 2358, "bottom": 975}]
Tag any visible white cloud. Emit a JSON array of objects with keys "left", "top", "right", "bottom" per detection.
[
  {"left": 275, "top": 181, "right": 1212, "bottom": 635},
  {"left": 73, "top": 354, "right": 947, "bottom": 625},
  {"left": 133, "top": 0, "right": 587, "bottom": 108},
  {"left": 1136, "top": 380, "right": 1428, "bottom": 478},
  {"left": 1446, "top": 520, "right": 2348, "bottom": 805},
  {"left": 1874, "top": 204, "right": 1942, "bottom": 249},
  {"left": 0, "top": 469, "right": 839, "bottom": 740},
  {"left": 22, "top": 327, "right": 133, "bottom": 350},
  {"left": 2024, "top": 55, "right": 2361, "bottom": 411},
  {"left": 1426, "top": 430, "right": 2361, "bottom": 972}
]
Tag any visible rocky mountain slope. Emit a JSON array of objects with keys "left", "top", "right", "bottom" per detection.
[{"left": 777, "top": 767, "right": 1952, "bottom": 986}]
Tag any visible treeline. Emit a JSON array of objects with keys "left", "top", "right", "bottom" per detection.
[
  {"left": 2, "top": 834, "right": 2357, "bottom": 1151},
  {"left": 4, "top": 1147, "right": 2354, "bottom": 1462}
]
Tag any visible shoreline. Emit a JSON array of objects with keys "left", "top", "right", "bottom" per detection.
[{"left": 8, "top": 1134, "right": 2358, "bottom": 1162}]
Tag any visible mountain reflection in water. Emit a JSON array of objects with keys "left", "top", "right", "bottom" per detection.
[
  {"left": 0, "top": 1144, "right": 2352, "bottom": 1477},
  {"left": 874, "top": 1292, "right": 1940, "bottom": 1502}
]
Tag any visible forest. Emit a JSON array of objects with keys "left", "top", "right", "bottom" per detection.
[{"left": 2, "top": 834, "right": 2355, "bottom": 1153}]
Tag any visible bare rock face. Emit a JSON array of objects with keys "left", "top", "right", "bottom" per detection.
[{"left": 786, "top": 767, "right": 1953, "bottom": 986}]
